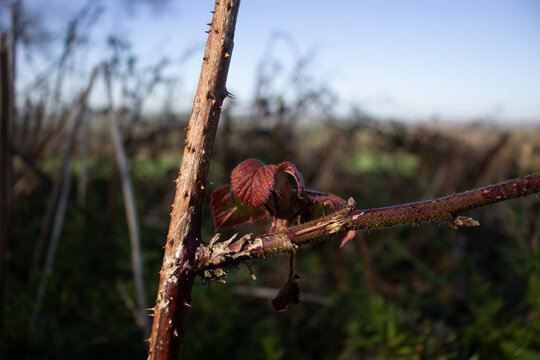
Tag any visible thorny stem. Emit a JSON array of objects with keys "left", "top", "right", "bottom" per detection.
[
  {"left": 198, "top": 173, "right": 540, "bottom": 269},
  {"left": 148, "top": 1, "right": 240, "bottom": 359}
]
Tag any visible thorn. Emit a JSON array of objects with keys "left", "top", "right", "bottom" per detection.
[
  {"left": 209, "top": 233, "right": 221, "bottom": 247},
  {"left": 225, "top": 88, "right": 235, "bottom": 99},
  {"left": 224, "top": 52, "right": 230, "bottom": 58}
]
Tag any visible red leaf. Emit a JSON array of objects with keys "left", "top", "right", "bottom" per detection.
[
  {"left": 277, "top": 161, "right": 305, "bottom": 194},
  {"left": 210, "top": 185, "right": 269, "bottom": 230},
  {"left": 231, "top": 159, "right": 278, "bottom": 208},
  {"left": 340, "top": 230, "right": 357, "bottom": 248},
  {"left": 304, "top": 190, "right": 348, "bottom": 211},
  {"left": 278, "top": 181, "right": 293, "bottom": 200}
]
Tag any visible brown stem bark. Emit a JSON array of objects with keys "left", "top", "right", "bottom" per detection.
[
  {"left": 148, "top": 1, "right": 240, "bottom": 359},
  {"left": 199, "top": 173, "right": 540, "bottom": 268}
]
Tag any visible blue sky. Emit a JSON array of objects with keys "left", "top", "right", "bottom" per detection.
[{"left": 20, "top": 0, "right": 540, "bottom": 123}]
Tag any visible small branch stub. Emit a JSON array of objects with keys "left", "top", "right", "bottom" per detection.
[{"left": 453, "top": 216, "right": 480, "bottom": 228}]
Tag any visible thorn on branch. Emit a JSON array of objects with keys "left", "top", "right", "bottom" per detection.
[
  {"left": 199, "top": 233, "right": 255, "bottom": 282},
  {"left": 208, "top": 233, "right": 221, "bottom": 247},
  {"left": 225, "top": 88, "right": 235, "bottom": 99}
]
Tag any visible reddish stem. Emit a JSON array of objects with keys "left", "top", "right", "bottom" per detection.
[{"left": 199, "top": 173, "right": 540, "bottom": 267}]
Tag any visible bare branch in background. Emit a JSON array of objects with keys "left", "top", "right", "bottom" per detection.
[
  {"left": 233, "top": 286, "right": 330, "bottom": 306},
  {"left": 76, "top": 107, "right": 89, "bottom": 208},
  {"left": 104, "top": 64, "right": 150, "bottom": 338},
  {"left": 50, "top": 1, "right": 103, "bottom": 120},
  {"left": 0, "top": 32, "right": 14, "bottom": 333},
  {"left": 31, "top": 66, "right": 99, "bottom": 326}
]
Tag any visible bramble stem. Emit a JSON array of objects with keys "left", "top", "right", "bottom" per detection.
[
  {"left": 199, "top": 173, "right": 540, "bottom": 267},
  {"left": 148, "top": 1, "right": 240, "bottom": 359}
]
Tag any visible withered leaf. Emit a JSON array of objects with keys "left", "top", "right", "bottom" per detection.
[{"left": 272, "top": 276, "right": 300, "bottom": 312}]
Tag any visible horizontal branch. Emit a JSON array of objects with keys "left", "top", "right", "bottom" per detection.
[
  {"left": 233, "top": 286, "right": 330, "bottom": 306},
  {"left": 197, "top": 173, "right": 540, "bottom": 271}
]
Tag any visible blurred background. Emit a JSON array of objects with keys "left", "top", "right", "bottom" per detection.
[{"left": 1, "top": 0, "right": 539, "bottom": 358}]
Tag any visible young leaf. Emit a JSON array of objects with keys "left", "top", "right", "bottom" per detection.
[
  {"left": 231, "top": 158, "right": 278, "bottom": 208},
  {"left": 304, "top": 190, "right": 348, "bottom": 211},
  {"left": 278, "top": 181, "right": 293, "bottom": 202},
  {"left": 277, "top": 161, "right": 305, "bottom": 194},
  {"left": 210, "top": 185, "right": 269, "bottom": 230}
]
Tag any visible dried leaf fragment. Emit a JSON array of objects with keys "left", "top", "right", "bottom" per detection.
[
  {"left": 272, "top": 275, "right": 300, "bottom": 312},
  {"left": 453, "top": 216, "right": 480, "bottom": 228},
  {"left": 340, "top": 230, "right": 357, "bottom": 248}
]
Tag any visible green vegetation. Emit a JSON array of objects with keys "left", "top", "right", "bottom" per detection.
[
  {"left": 344, "top": 151, "right": 420, "bottom": 177},
  {"left": 4, "top": 124, "right": 540, "bottom": 359}
]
